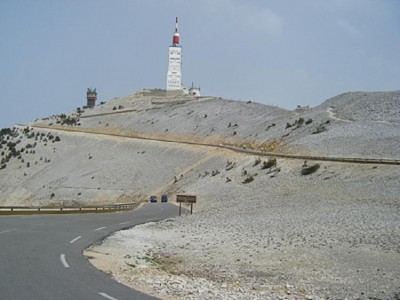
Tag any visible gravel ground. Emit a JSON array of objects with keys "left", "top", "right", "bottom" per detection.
[{"left": 86, "top": 158, "right": 400, "bottom": 300}]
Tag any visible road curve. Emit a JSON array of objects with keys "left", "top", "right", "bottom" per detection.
[{"left": 0, "top": 203, "right": 178, "bottom": 300}]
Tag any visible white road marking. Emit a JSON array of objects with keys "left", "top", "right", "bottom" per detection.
[
  {"left": 119, "top": 222, "right": 130, "bottom": 225},
  {"left": 94, "top": 226, "right": 106, "bottom": 231},
  {"left": 0, "top": 229, "right": 16, "bottom": 234},
  {"left": 60, "top": 254, "right": 70, "bottom": 268},
  {"left": 98, "top": 292, "right": 118, "bottom": 300},
  {"left": 69, "top": 236, "right": 82, "bottom": 244}
]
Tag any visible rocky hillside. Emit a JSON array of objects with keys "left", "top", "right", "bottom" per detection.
[
  {"left": 37, "top": 89, "right": 400, "bottom": 158},
  {"left": 0, "top": 89, "right": 399, "bottom": 206},
  {"left": 2, "top": 89, "right": 400, "bottom": 299}
]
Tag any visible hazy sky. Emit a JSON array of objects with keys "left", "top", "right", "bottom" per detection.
[{"left": 1, "top": 0, "right": 399, "bottom": 128}]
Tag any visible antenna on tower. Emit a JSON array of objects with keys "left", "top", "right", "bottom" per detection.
[{"left": 172, "top": 17, "right": 180, "bottom": 46}]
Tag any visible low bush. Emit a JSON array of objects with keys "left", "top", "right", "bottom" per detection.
[
  {"left": 243, "top": 175, "right": 254, "bottom": 184},
  {"left": 253, "top": 158, "right": 261, "bottom": 166},
  {"left": 301, "top": 163, "right": 320, "bottom": 175},
  {"left": 211, "top": 170, "right": 220, "bottom": 176},
  {"left": 262, "top": 158, "right": 277, "bottom": 169}
]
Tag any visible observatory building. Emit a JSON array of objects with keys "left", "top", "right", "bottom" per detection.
[
  {"left": 166, "top": 17, "right": 183, "bottom": 93},
  {"left": 86, "top": 88, "right": 97, "bottom": 108}
]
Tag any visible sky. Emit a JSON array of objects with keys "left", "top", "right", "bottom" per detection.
[{"left": 1, "top": 0, "right": 399, "bottom": 128}]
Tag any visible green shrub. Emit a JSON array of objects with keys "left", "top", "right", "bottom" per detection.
[
  {"left": 0, "top": 128, "right": 12, "bottom": 137},
  {"left": 262, "top": 158, "right": 277, "bottom": 169},
  {"left": 211, "top": 170, "right": 220, "bottom": 176},
  {"left": 301, "top": 163, "right": 320, "bottom": 175},
  {"left": 253, "top": 158, "right": 261, "bottom": 166},
  {"left": 243, "top": 175, "right": 254, "bottom": 184}
]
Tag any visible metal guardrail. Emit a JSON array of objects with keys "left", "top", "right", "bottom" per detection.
[{"left": 0, "top": 202, "right": 137, "bottom": 214}]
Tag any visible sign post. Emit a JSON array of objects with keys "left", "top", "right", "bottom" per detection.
[{"left": 176, "top": 195, "right": 197, "bottom": 216}]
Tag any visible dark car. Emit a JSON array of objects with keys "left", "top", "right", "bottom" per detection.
[
  {"left": 150, "top": 195, "right": 157, "bottom": 203},
  {"left": 161, "top": 194, "right": 168, "bottom": 203}
]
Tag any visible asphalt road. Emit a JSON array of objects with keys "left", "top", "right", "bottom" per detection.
[{"left": 0, "top": 203, "right": 179, "bottom": 300}]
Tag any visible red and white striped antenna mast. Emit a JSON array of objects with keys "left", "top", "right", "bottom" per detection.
[{"left": 173, "top": 17, "right": 180, "bottom": 46}]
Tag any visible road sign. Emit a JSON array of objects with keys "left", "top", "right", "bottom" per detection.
[
  {"left": 176, "top": 195, "right": 197, "bottom": 216},
  {"left": 176, "top": 195, "right": 197, "bottom": 203}
]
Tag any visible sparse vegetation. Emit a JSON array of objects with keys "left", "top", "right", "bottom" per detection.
[
  {"left": 57, "top": 114, "right": 78, "bottom": 125},
  {"left": 225, "top": 160, "right": 236, "bottom": 171},
  {"left": 286, "top": 117, "right": 313, "bottom": 130},
  {"left": 312, "top": 124, "right": 327, "bottom": 134},
  {"left": 261, "top": 158, "right": 277, "bottom": 169},
  {"left": 269, "top": 167, "right": 281, "bottom": 178},
  {"left": 301, "top": 163, "right": 320, "bottom": 175},
  {"left": 211, "top": 170, "right": 220, "bottom": 176},
  {"left": 242, "top": 175, "right": 254, "bottom": 184},
  {"left": 253, "top": 158, "right": 261, "bottom": 166},
  {"left": 266, "top": 123, "right": 276, "bottom": 130}
]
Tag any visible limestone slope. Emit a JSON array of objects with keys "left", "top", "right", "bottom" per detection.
[{"left": 1, "top": 89, "right": 399, "bottom": 207}]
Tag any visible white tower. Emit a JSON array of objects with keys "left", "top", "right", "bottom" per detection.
[{"left": 167, "top": 17, "right": 183, "bottom": 92}]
